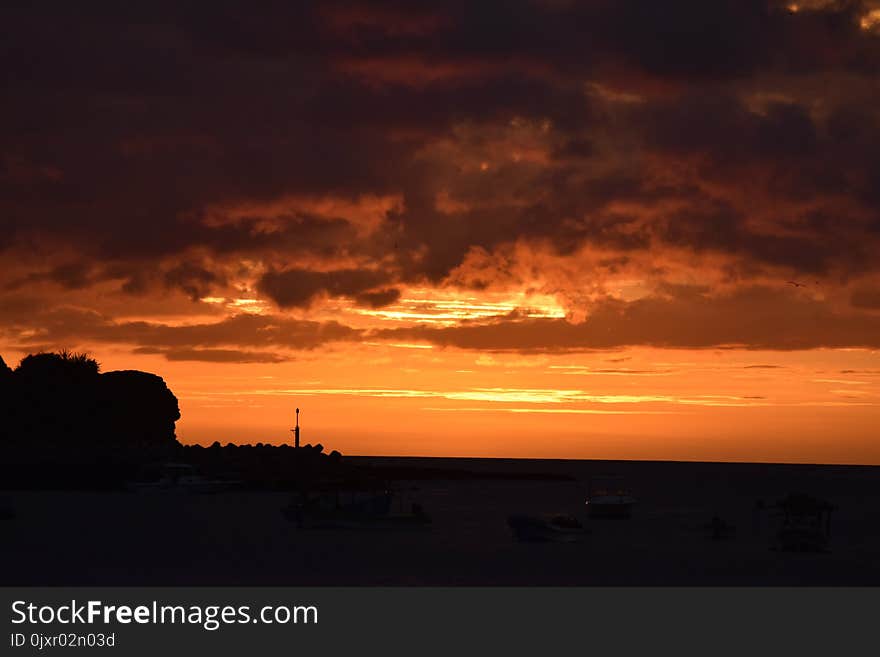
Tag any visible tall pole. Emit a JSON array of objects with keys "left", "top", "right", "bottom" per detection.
[{"left": 293, "top": 407, "right": 300, "bottom": 449}]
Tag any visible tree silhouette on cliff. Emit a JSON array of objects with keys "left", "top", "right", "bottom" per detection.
[{"left": 1, "top": 350, "right": 180, "bottom": 452}]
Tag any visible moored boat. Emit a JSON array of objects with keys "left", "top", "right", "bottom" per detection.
[
  {"left": 283, "top": 486, "right": 431, "bottom": 530},
  {"left": 585, "top": 475, "right": 636, "bottom": 518},
  {"left": 508, "top": 514, "right": 588, "bottom": 542}
]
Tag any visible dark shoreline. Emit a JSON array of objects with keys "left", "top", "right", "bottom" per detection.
[
  {"left": 2, "top": 456, "right": 879, "bottom": 586},
  {"left": 348, "top": 455, "right": 880, "bottom": 491},
  {"left": 350, "top": 453, "right": 880, "bottom": 469},
  {"left": 3, "top": 450, "right": 879, "bottom": 490}
]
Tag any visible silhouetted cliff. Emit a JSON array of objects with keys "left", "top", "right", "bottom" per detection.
[
  {"left": 0, "top": 351, "right": 179, "bottom": 452},
  {"left": 96, "top": 370, "right": 180, "bottom": 448}
]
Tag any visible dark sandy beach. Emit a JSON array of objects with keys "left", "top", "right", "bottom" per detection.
[{"left": 2, "top": 458, "right": 879, "bottom": 586}]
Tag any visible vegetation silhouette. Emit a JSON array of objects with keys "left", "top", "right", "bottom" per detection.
[
  {"left": 0, "top": 351, "right": 184, "bottom": 489},
  {"left": 0, "top": 350, "right": 352, "bottom": 490},
  {"left": 2, "top": 350, "right": 179, "bottom": 450}
]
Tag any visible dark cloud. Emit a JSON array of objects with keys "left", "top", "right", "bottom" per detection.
[
  {"left": 133, "top": 347, "right": 288, "bottom": 363},
  {"left": 354, "top": 288, "right": 402, "bottom": 308},
  {"left": 6, "top": 262, "right": 96, "bottom": 291},
  {"left": 163, "top": 262, "right": 225, "bottom": 301},
  {"left": 1, "top": 0, "right": 879, "bottom": 351},
  {"left": 2, "top": 309, "right": 360, "bottom": 352},
  {"left": 258, "top": 268, "right": 393, "bottom": 308},
  {"left": 657, "top": 198, "right": 837, "bottom": 274}
]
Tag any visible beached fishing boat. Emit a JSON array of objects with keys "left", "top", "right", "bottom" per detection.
[
  {"left": 283, "top": 486, "right": 431, "bottom": 530},
  {"left": 585, "top": 475, "right": 636, "bottom": 518},
  {"left": 127, "top": 463, "right": 239, "bottom": 493},
  {"left": 508, "top": 514, "right": 587, "bottom": 542}
]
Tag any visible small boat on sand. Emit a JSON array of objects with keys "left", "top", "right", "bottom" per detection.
[
  {"left": 127, "top": 463, "right": 239, "bottom": 493},
  {"left": 283, "top": 487, "right": 431, "bottom": 530},
  {"left": 585, "top": 475, "right": 636, "bottom": 518},
  {"left": 508, "top": 514, "right": 588, "bottom": 542}
]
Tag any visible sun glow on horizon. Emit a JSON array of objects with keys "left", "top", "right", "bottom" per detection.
[{"left": 352, "top": 287, "right": 567, "bottom": 325}]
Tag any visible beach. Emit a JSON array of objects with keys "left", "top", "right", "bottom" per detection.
[{"left": 2, "top": 457, "right": 879, "bottom": 586}]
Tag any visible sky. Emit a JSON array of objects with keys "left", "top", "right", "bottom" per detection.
[{"left": 2, "top": 1, "right": 880, "bottom": 463}]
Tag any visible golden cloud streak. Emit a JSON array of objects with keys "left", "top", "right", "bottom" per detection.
[
  {"left": 230, "top": 386, "right": 783, "bottom": 407},
  {"left": 421, "top": 407, "right": 678, "bottom": 415},
  {"left": 353, "top": 288, "right": 566, "bottom": 326}
]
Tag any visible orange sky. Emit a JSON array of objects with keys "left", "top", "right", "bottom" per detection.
[
  {"left": 4, "top": 288, "right": 879, "bottom": 464},
  {"left": 171, "top": 342, "right": 880, "bottom": 464},
  {"left": 2, "top": 1, "right": 880, "bottom": 463}
]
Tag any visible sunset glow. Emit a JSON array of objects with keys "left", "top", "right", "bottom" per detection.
[{"left": 2, "top": 1, "right": 880, "bottom": 464}]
